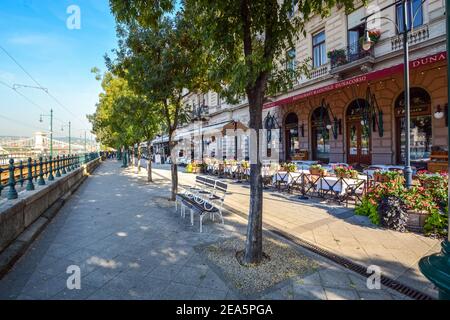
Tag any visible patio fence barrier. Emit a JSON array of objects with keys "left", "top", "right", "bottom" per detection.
[{"left": 205, "top": 163, "right": 369, "bottom": 206}]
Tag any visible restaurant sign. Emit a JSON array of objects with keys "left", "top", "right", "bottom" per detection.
[{"left": 264, "top": 51, "right": 447, "bottom": 109}]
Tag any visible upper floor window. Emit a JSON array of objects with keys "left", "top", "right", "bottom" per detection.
[
  {"left": 313, "top": 31, "right": 326, "bottom": 68},
  {"left": 396, "top": 0, "right": 423, "bottom": 33},
  {"left": 286, "top": 48, "right": 296, "bottom": 72},
  {"left": 287, "top": 0, "right": 299, "bottom": 19}
]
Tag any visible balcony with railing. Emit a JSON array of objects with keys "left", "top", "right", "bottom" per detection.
[
  {"left": 390, "top": 24, "right": 430, "bottom": 51},
  {"left": 330, "top": 43, "right": 375, "bottom": 75},
  {"left": 190, "top": 104, "right": 210, "bottom": 121}
]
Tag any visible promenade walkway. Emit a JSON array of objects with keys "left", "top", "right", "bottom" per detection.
[
  {"left": 147, "top": 162, "right": 440, "bottom": 298},
  {"left": 0, "top": 160, "right": 408, "bottom": 300}
]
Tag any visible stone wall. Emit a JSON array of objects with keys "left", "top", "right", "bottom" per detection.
[{"left": 0, "top": 158, "right": 101, "bottom": 253}]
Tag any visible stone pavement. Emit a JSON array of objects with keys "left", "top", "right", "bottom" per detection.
[
  {"left": 0, "top": 160, "right": 409, "bottom": 300},
  {"left": 146, "top": 162, "right": 440, "bottom": 298}
]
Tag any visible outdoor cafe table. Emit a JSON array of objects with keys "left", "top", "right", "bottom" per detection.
[
  {"left": 207, "top": 164, "right": 220, "bottom": 171},
  {"left": 243, "top": 167, "right": 273, "bottom": 177},
  {"left": 224, "top": 165, "right": 238, "bottom": 175},
  {"left": 315, "top": 175, "right": 367, "bottom": 196},
  {"left": 272, "top": 170, "right": 310, "bottom": 185}
]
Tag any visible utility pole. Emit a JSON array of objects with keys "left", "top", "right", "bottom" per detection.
[{"left": 84, "top": 131, "right": 87, "bottom": 153}]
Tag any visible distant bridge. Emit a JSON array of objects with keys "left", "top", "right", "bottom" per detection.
[{"left": 0, "top": 132, "right": 88, "bottom": 164}]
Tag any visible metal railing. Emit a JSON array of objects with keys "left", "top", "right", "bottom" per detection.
[
  {"left": 330, "top": 43, "right": 374, "bottom": 70},
  {"left": 0, "top": 152, "right": 99, "bottom": 201},
  {"left": 309, "top": 63, "right": 330, "bottom": 79},
  {"left": 391, "top": 24, "right": 430, "bottom": 51}
]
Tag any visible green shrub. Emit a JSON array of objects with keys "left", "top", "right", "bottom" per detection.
[
  {"left": 424, "top": 209, "right": 448, "bottom": 237},
  {"left": 355, "top": 197, "right": 380, "bottom": 225}
]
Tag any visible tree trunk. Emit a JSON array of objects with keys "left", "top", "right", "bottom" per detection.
[
  {"left": 244, "top": 86, "right": 265, "bottom": 265},
  {"left": 171, "top": 162, "right": 178, "bottom": 201},
  {"left": 168, "top": 131, "right": 178, "bottom": 201},
  {"left": 137, "top": 145, "right": 141, "bottom": 173},
  {"left": 147, "top": 141, "right": 152, "bottom": 182}
]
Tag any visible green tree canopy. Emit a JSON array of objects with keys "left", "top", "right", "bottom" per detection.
[{"left": 108, "top": 6, "right": 211, "bottom": 199}]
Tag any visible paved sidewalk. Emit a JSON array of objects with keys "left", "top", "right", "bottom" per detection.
[
  {"left": 147, "top": 162, "right": 440, "bottom": 298},
  {"left": 0, "top": 160, "right": 408, "bottom": 300}
]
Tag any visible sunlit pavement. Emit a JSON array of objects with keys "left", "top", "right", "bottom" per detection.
[
  {"left": 0, "top": 160, "right": 410, "bottom": 300},
  {"left": 147, "top": 161, "right": 440, "bottom": 299}
]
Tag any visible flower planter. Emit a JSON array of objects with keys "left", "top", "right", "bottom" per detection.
[
  {"left": 310, "top": 168, "right": 326, "bottom": 176},
  {"left": 406, "top": 210, "right": 430, "bottom": 233},
  {"left": 336, "top": 172, "right": 357, "bottom": 179},
  {"left": 187, "top": 166, "right": 202, "bottom": 174},
  {"left": 374, "top": 172, "right": 404, "bottom": 184}
]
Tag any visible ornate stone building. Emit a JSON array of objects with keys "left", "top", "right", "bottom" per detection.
[{"left": 159, "top": 0, "right": 448, "bottom": 169}]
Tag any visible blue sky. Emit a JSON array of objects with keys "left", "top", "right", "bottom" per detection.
[{"left": 0, "top": 0, "right": 117, "bottom": 138}]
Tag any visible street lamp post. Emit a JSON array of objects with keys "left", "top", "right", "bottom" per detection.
[
  {"left": 418, "top": 0, "right": 450, "bottom": 300},
  {"left": 362, "top": 0, "right": 413, "bottom": 188},
  {"left": 40, "top": 109, "right": 53, "bottom": 157},
  {"left": 401, "top": 0, "right": 413, "bottom": 189}
]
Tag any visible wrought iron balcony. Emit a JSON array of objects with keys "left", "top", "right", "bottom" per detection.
[
  {"left": 190, "top": 105, "right": 210, "bottom": 121},
  {"left": 330, "top": 43, "right": 375, "bottom": 73}
]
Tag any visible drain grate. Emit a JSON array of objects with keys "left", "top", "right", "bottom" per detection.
[
  {"left": 225, "top": 204, "right": 434, "bottom": 300},
  {"left": 268, "top": 228, "right": 434, "bottom": 300}
]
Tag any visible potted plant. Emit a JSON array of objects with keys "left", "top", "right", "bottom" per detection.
[
  {"left": 368, "top": 29, "right": 381, "bottom": 43},
  {"left": 374, "top": 170, "right": 404, "bottom": 183},
  {"left": 327, "top": 49, "right": 347, "bottom": 66},
  {"left": 282, "top": 162, "right": 297, "bottom": 173},
  {"left": 309, "top": 164, "right": 326, "bottom": 176},
  {"left": 334, "top": 165, "right": 358, "bottom": 179}
]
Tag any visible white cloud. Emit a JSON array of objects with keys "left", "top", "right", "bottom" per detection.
[
  {"left": 8, "top": 33, "right": 59, "bottom": 46},
  {"left": 0, "top": 70, "right": 16, "bottom": 83}
]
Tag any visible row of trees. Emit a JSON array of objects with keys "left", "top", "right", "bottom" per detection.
[
  {"left": 91, "top": 0, "right": 356, "bottom": 265},
  {"left": 87, "top": 70, "right": 163, "bottom": 182}
]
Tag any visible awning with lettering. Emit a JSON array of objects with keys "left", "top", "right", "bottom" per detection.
[
  {"left": 174, "top": 120, "right": 249, "bottom": 140},
  {"left": 264, "top": 51, "right": 447, "bottom": 109}
]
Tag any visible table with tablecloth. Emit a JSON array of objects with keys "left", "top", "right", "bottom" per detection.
[{"left": 315, "top": 176, "right": 367, "bottom": 195}]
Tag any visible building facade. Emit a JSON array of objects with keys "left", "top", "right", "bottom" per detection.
[{"left": 160, "top": 0, "right": 448, "bottom": 169}]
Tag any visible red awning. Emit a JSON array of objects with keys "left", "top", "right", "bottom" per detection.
[{"left": 264, "top": 51, "right": 447, "bottom": 109}]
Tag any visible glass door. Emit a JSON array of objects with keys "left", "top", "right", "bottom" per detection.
[{"left": 346, "top": 121, "right": 371, "bottom": 165}]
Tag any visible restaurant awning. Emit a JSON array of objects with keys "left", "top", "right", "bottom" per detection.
[
  {"left": 263, "top": 51, "right": 447, "bottom": 109},
  {"left": 174, "top": 120, "right": 248, "bottom": 140}
]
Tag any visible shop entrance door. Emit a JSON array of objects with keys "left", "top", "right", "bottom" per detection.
[
  {"left": 346, "top": 120, "right": 371, "bottom": 165},
  {"left": 346, "top": 99, "right": 371, "bottom": 165}
]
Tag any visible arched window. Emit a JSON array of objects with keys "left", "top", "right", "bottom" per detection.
[
  {"left": 284, "top": 113, "right": 299, "bottom": 160},
  {"left": 395, "top": 87, "right": 432, "bottom": 165},
  {"left": 311, "top": 107, "right": 330, "bottom": 162}
]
